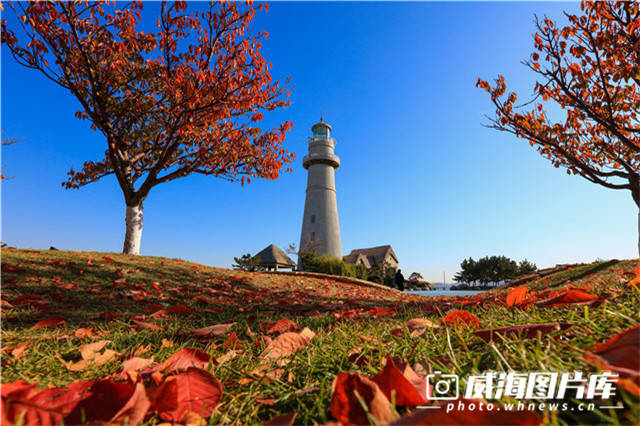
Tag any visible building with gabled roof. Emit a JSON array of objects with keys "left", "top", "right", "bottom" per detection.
[
  {"left": 253, "top": 244, "right": 296, "bottom": 271},
  {"left": 343, "top": 245, "right": 398, "bottom": 269}
]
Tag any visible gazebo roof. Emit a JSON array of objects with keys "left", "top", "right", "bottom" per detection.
[{"left": 253, "top": 244, "right": 296, "bottom": 267}]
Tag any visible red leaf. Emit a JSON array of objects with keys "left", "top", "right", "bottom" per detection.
[
  {"left": 506, "top": 287, "right": 529, "bottom": 307},
  {"left": 474, "top": 323, "right": 572, "bottom": 341},
  {"left": 190, "top": 322, "right": 236, "bottom": 338},
  {"left": 31, "top": 317, "right": 66, "bottom": 330},
  {"left": 223, "top": 332, "right": 241, "bottom": 349},
  {"left": 390, "top": 327, "right": 404, "bottom": 337},
  {"left": 584, "top": 325, "right": 640, "bottom": 396},
  {"left": 348, "top": 347, "right": 369, "bottom": 367},
  {"left": 267, "top": 319, "right": 299, "bottom": 334},
  {"left": 98, "top": 311, "right": 122, "bottom": 320},
  {"left": 1, "top": 380, "right": 94, "bottom": 425},
  {"left": 536, "top": 289, "right": 599, "bottom": 307},
  {"left": 114, "top": 357, "right": 156, "bottom": 381},
  {"left": 406, "top": 318, "right": 439, "bottom": 331},
  {"left": 166, "top": 304, "right": 194, "bottom": 313},
  {"left": 102, "top": 256, "right": 117, "bottom": 263},
  {"left": 2, "top": 340, "right": 30, "bottom": 360},
  {"left": 74, "top": 327, "right": 100, "bottom": 339},
  {"left": 151, "top": 367, "right": 222, "bottom": 422},
  {"left": 330, "top": 372, "right": 392, "bottom": 425},
  {"left": 109, "top": 383, "right": 150, "bottom": 425},
  {"left": 161, "top": 348, "right": 211, "bottom": 374},
  {"left": 442, "top": 311, "right": 481, "bottom": 328},
  {"left": 370, "top": 355, "right": 428, "bottom": 406},
  {"left": 131, "top": 319, "right": 164, "bottom": 332},
  {"left": 65, "top": 380, "right": 150, "bottom": 426},
  {"left": 260, "top": 327, "right": 315, "bottom": 361},
  {"left": 368, "top": 307, "right": 396, "bottom": 317},
  {"left": 388, "top": 398, "right": 541, "bottom": 425}
]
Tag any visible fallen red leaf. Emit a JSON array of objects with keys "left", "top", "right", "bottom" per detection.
[
  {"left": 31, "top": 317, "right": 66, "bottom": 330},
  {"left": 166, "top": 304, "right": 194, "bottom": 313},
  {"left": 442, "top": 311, "right": 481, "bottom": 328},
  {"left": 223, "top": 332, "right": 242, "bottom": 349},
  {"left": 506, "top": 287, "right": 529, "bottom": 307},
  {"left": 406, "top": 318, "right": 439, "bottom": 331},
  {"left": 357, "top": 334, "right": 379, "bottom": 344},
  {"left": 368, "top": 307, "right": 396, "bottom": 317},
  {"left": 97, "top": 311, "right": 122, "bottom": 320},
  {"left": 406, "top": 318, "right": 439, "bottom": 337},
  {"left": 2, "top": 340, "right": 30, "bottom": 360},
  {"left": 161, "top": 348, "right": 212, "bottom": 374},
  {"left": 102, "top": 256, "right": 117, "bottom": 263},
  {"left": 65, "top": 380, "right": 150, "bottom": 426},
  {"left": 347, "top": 347, "right": 369, "bottom": 367},
  {"left": 74, "top": 327, "right": 101, "bottom": 339},
  {"left": 474, "top": 323, "right": 572, "bottom": 342},
  {"left": 536, "top": 289, "right": 599, "bottom": 307},
  {"left": 151, "top": 367, "right": 223, "bottom": 422},
  {"left": 190, "top": 322, "right": 236, "bottom": 338},
  {"left": 370, "top": 355, "right": 428, "bottom": 406},
  {"left": 131, "top": 319, "right": 164, "bottom": 332},
  {"left": 108, "top": 382, "right": 150, "bottom": 426},
  {"left": 267, "top": 319, "right": 299, "bottom": 334},
  {"left": 390, "top": 327, "right": 404, "bottom": 337},
  {"left": 584, "top": 325, "right": 640, "bottom": 396},
  {"left": 114, "top": 356, "right": 156, "bottom": 381},
  {"left": 1, "top": 380, "right": 94, "bottom": 425},
  {"left": 330, "top": 372, "right": 392, "bottom": 425},
  {"left": 260, "top": 327, "right": 315, "bottom": 361}
]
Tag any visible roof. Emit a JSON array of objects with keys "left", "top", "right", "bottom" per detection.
[
  {"left": 342, "top": 252, "right": 372, "bottom": 268},
  {"left": 343, "top": 245, "right": 398, "bottom": 266},
  {"left": 253, "top": 244, "right": 296, "bottom": 266}
]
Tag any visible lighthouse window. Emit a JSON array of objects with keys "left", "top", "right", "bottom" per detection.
[
  {"left": 310, "top": 232, "right": 315, "bottom": 241},
  {"left": 310, "top": 215, "right": 315, "bottom": 224}
]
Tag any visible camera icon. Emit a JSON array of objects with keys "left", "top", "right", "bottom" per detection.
[{"left": 426, "top": 372, "right": 459, "bottom": 400}]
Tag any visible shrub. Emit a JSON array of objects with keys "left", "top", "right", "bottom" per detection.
[
  {"left": 300, "top": 252, "right": 368, "bottom": 280},
  {"left": 232, "top": 253, "right": 262, "bottom": 272},
  {"left": 366, "top": 263, "right": 396, "bottom": 287}
]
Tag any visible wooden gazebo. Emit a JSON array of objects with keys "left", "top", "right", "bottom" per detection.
[{"left": 253, "top": 244, "right": 296, "bottom": 271}]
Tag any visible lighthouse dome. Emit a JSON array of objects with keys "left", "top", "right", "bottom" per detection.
[{"left": 311, "top": 115, "right": 332, "bottom": 137}]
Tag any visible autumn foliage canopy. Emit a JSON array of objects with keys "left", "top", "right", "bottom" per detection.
[
  {"left": 477, "top": 1, "right": 639, "bottom": 207},
  {"left": 2, "top": 1, "right": 294, "bottom": 205}
]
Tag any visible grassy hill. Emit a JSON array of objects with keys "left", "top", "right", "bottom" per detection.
[{"left": 1, "top": 248, "right": 638, "bottom": 425}]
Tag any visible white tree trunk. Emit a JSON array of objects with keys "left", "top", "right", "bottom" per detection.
[{"left": 123, "top": 203, "right": 143, "bottom": 255}]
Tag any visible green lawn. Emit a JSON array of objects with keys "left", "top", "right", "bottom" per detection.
[{"left": 1, "top": 248, "right": 638, "bottom": 425}]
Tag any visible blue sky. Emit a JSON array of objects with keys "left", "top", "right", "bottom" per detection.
[{"left": 2, "top": 2, "right": 636, "bottom": 283}]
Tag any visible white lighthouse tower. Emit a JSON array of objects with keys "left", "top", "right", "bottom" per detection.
[{"left": 298, "top": 116, "right": 342, "bottom": 267}]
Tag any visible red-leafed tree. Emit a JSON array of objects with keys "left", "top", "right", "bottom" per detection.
[
  {"left": 2, "top": 1, "right": 293, "bottom": 254},
  {"left": 476, "top": 1, "right": 640, "bottom": 254}
]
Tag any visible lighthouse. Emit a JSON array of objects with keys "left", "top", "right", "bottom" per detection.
[{"left": 298, "top": 116, "right": 342, "bottom": 267}]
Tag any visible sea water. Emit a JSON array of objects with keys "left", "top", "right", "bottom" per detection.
[{"left": 406, "top": 290, "right": 486, "bottom": 297}]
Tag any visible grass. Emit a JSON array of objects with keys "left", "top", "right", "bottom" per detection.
[{"left": 1, "top": 248, "right": 639, "bottom": 425}]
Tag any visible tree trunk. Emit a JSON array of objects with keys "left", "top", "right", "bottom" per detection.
[
  {"left": 123, "top": 203, "right": 143, "bottom": 255},
  {"left": 632, "top": 176, "right": 640, "bottom": 258}
]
